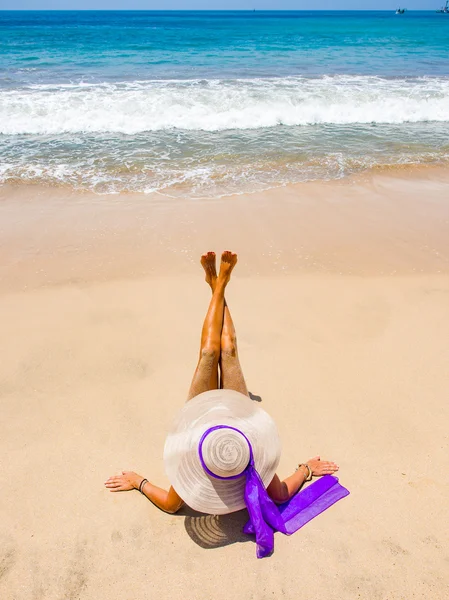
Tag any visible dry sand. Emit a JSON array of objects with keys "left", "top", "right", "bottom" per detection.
[{"left": 1, "top": 168, "right": 449, "bottom": 599}]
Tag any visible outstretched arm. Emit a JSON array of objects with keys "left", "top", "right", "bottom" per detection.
[
  {"left": 104, "top": 471, "right": 184, "bottom": 514},
  {"left": 267, "top": 456, "right": 339, "bottom": 504}
]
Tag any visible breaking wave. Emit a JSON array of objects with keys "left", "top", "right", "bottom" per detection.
[{"left": 2, "top": 75, "right": 449, "bottom": 135}]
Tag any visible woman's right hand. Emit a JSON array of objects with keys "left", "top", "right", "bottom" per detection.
[{"left": 306, "top": 456, "right": 339, "bottom": 477}]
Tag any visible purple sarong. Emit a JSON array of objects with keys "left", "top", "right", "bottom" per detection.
[{"left": 199, "top": 425, "right": 350, "bottom": 558}]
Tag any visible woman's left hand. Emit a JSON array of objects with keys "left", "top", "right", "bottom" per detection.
[
  {"left": 306, "top": 456, "right": 339, "bottom": 477},
  {"left": 104, "top": 471, "right": 143, "bottom": 492}
]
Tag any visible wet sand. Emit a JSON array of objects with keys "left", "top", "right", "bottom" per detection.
[{"left": 1, "top": 168, "right": 448, "bottom": 599}]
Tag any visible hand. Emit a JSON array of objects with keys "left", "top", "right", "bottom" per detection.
[
  {"left": 306, "top": 456, "right": 339, "bottom": 477},
  {"left": 104, "top": 471, "right": 143, "bottom": 492}
]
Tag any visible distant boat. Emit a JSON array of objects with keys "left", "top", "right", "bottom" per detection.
[
  {"left": 436, "top": 0, "right": 449, "bottom": 12},
  {"left": 396, "top": 7, "right": 406, "bottom": 14}
]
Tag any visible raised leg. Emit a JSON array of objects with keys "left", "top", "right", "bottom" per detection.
[
  {"left": 220, "top": 300, "right": 249, "bottom": 396},
  {"left": 187, "top": 251, "right": 237, "bottom": 401},
  {"left": 202, "top": 253, "right": 249, "bottom": 397}
]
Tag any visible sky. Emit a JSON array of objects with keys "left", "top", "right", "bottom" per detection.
[{"left": 0, "top": 1, "right": 442, "bottom": 10}]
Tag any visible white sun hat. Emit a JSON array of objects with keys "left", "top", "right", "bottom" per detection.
[{"left": 163, "top": 389, "right": 281, "bottom": 515}]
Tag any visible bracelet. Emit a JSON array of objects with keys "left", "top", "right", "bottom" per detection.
[
  {"left": 297, "top": 463, "right": 313, "bottom": 481},
  {"left": 138, "top": 478, "right": 148, "bottom": 493}
]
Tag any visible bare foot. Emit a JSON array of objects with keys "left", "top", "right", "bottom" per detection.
[
  {"left": 218, "top": 250, "right": 238, "bottom": 286},
  {"left": 200, "top": 251, "right": 217, "bottom": 290}
]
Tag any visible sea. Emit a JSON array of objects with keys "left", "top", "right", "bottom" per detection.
[{"left": 1, "top": 10, "right": 449, "bottom": 198}]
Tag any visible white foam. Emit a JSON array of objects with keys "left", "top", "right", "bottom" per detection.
[
  {"left": 2, "top": 149, "right": 448, "bottom": 198},
  {"left": 1, "top": 76, "right": 449, "bottom": 135}
]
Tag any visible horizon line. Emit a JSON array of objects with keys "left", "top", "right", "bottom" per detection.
[{"left": 0, "top": 8, "right": 439, "bottom": 11}]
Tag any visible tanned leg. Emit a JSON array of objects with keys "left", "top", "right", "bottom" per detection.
[
  {"left": 187, "top": 251, "right": 237, "bottom": 401},
  {"left": 202, "top": 253, "right": 249, "bottom": 397}
]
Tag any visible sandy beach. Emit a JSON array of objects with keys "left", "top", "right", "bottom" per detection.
[{"left": 1, "top": 168, "right": 449, "bottom": 599}]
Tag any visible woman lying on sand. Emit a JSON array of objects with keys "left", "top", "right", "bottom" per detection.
[{"left": 105, "top": 251, "right": 345, "bottom": 557}]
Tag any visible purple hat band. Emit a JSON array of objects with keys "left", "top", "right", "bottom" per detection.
[
  {"left": 198, "top": 425, "right": 254, "bottom": 480},
  {"left": 197, "top": 423, "right": 350, "bottom": 559}
]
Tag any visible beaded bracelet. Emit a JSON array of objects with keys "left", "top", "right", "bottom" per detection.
[{"left": 297, "top": 463, "right": 313, "bottom": 481}]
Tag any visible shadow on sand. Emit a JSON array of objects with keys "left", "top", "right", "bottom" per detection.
[
  {"left": 181, "top": 507, "right": 251, "bottom": 550},
  {"left": 248, "top": 391, "right": 262, "bottom": 402}
]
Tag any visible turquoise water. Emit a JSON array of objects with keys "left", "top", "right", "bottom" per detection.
[{"left": 1, "top": 11, "right": 449, "bottom": 196}]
